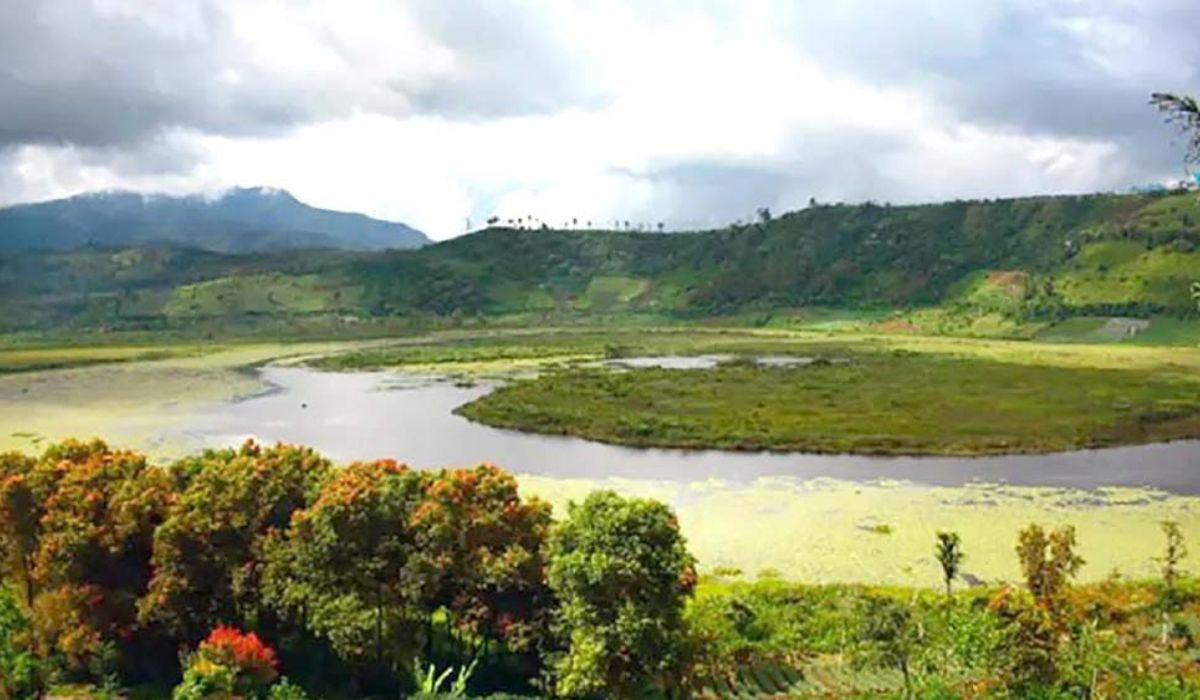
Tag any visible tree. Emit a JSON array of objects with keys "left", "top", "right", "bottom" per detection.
[
  {"left": 1151, "top": 92, "right": 1200, "bottom": 169},
  {"left": 0, "top": 451, "right": 48, "bottom": 609},
  {"left": 411, "top": 464, "right": 553, "bottom": 654},
  {"left": 1159, "top": 521, "right": 1187, "bottom": 607},
  {"left": 1016, "top": 524, "right": 1084, "bottom": 609},
  {"left": 261, "top": 460, "right": 427, "bottom": 670},
  {"left": 28, "top": 440, "right": 170, "bottom": 670},
  {"left": 756, "top": 207, "right": 772, "bottom": 223},
  {"left": 935, "top": 531, "right": 964, "bottom": 600},
  {"left": 546, "top": 491, "right": 697, "bottom": 698},
  {"left": 141, "top": 441, "right": 333, "bottom": 644}
]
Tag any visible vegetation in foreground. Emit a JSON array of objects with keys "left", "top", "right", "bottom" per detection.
[
  {"left": 3, "top": 438, "right": 1200, "bottom": 699},
  {"left": 457, "top": 348, "right": 1200, "bottom": 455}
]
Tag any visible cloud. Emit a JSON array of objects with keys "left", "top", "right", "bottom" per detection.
[
  {"left": 0, "top": 0, "right": 1196, "bottom": 238},
  {"left": 0, "top": 0, "right": 598, "bottom": 150}
]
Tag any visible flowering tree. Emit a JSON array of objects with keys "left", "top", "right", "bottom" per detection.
[
  {"left": 23, "top": 440, "right": 170, "bottom": 669},
  {"left": 412, "top": 464, "right": 553, "bottom": 653},
  {"left": 261, "top": 460, "right": 427, "bottom": 668},
  {"left": 141, "top": 441, "right": 333, "bottom": 644}
]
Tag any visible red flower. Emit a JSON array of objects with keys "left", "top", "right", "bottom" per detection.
[{"left": 198, "top": 625, "right": 279, "bottom": 685}]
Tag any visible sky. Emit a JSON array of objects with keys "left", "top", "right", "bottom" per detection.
[{"left": 1, "top": 1, "right": 1198, "bottom": 240}]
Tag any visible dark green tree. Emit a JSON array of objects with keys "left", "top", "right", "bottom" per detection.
[{"left": 546, "top": 491, "right": 697, "bottom": 698}]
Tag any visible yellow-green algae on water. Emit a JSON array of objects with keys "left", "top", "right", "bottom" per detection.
[
  {"left": 0, "top": 341, "right": 375, "bottom": 458},
  {"left": 518, "top": 475, "right": 1198, "bottom": 587}
]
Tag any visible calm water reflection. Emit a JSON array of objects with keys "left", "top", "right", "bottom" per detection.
[{"left": 169, "top": 367, "right": 1200, "bottom": 493}]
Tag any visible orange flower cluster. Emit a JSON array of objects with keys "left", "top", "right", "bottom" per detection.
[{"left": 198, "top": 625, "right": 279, "bottom": 685}]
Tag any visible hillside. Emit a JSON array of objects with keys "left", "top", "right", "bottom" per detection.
[
  {"left": 2, "top": 189, "right": 1199, "bottom": 336},
  {"left": 0, "top": 187, "right": 429, "bottom": 253}
]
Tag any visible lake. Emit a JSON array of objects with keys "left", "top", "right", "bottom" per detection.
[{"left": 169, "top": 366, "right": 1200, "bottom": 493}]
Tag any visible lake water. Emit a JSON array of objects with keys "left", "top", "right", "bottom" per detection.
[{"left": 166, "top": 366, "right": 1200, "bottom": 493}]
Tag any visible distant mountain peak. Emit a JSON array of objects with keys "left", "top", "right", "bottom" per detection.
[
  {"left": 0, "top": 187, "right": 429, "bottom": 253},
  {"left": 220, "top": 185, "right": 298, "bottom": 201}
]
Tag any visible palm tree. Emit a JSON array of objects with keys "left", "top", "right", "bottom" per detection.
[{"left": 1151, "top": 92, "right": 1200, "bottom": 170}]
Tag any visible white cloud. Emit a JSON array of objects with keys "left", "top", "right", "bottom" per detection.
[{"left": 1, "top": 0, "right": 1193, "bottom": 239}]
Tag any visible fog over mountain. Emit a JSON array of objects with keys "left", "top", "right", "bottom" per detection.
[{"left": 0, "top": 186, "right": 429, "bottom": 253}]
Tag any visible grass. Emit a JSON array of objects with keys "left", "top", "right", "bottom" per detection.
[
  {"left": 0, "top": 345, "right": 213, "bottom": 374},
  {"left": 686, "top": 574, "right": 1200, "bottom": 699},
  {"left": 458, "top": 348, "right": 1200, "bottom": 455},
  {"left": 165, "top": 273, "right": 362, "bottom": 317}
]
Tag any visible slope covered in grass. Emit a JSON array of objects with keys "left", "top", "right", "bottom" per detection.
[{"left": 3, "top": 190, "right": 1200, "bottom": 336}]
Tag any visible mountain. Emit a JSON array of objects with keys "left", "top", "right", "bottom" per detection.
[
  {"left": 2, "top": 188, "right": 1199, "bottom": 336},
  {"left": 0, "top": 187, "right": 429, "bottom": 253}
]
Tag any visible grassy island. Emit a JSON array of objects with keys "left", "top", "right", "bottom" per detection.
[{"left": 457, "top": 350, "right": 1200, "bottom": 455}]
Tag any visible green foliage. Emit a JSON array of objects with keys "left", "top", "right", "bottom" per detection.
[
  {"left": 266, "top": 678, "right": 310, "bottom": 700},
  {"left": 412, "top": 657, "right": 476, "bottom": 696},
  {"left": 171, "top": 660, "right": 235, "bottom": 700},
  {"left": 934, "top": 532, "right": 964, "bottom": 599},
  {"left": 7, "top": 437, "right": 1200, "bottom": 697},
  {"left": 0, "top": 586, "right": 44, "bottom": 700},
  {"left": 459, "top": 351, "right": 1200, "bottom": 455},
  {"left": 262, "top": 459, "right": 428, "bottom": 667},
  {"left": 9, "top": 190, "right": 1200, "bottom": 335},
  {"left": 857, "top": 597, "right": 919, "bottom": 696},
  {"left": 1160, "top": 521, "right": 1188, "bottom": 608},
  {"left": 546, "top": 491, "right": 697, "bottom": 697}
]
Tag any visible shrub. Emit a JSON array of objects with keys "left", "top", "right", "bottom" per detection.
[
  {"left": 0, "top": 586, "right": 44, "bottom": 700},
  {"left": 266, "top": 678, "right": 311, "bottom": 700},
  {"left": 193, "top": 626, "right": 278, "bottom": 696},
  {"left": 171, "top": 659, "right": 236, "bottom": 700}
]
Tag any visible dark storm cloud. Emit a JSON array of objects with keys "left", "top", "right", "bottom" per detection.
[
  {"left": 0, "top": 0, "right": 594, "bottom": 152},
  {"left": 0, "top": 1, "right": 295, "bottom": 148}
]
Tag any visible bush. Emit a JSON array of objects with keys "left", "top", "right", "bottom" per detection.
[
  {"left": 0, "top": 586, "right": 44, "bottom": 700},
  {"left": 171, "top": 659, "right": 236, "bottom": 700},
  {"left": 267, "top": 678, "right": 311, "bottom": 700}
]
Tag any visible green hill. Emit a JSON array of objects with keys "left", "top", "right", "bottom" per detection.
[{"left": 3, "top": 189, "right": 1199, "bottom": 338}]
